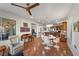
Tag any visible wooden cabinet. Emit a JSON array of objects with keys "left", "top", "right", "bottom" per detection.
[
  {"left": 58, "top": 21, "right": 67, "bottom": 31},
  {"left": 62, "top": 21, "right": 67, "bottom": 31},
  {"left": 50, "top": 21, "right": 67, "bottom": 31}
]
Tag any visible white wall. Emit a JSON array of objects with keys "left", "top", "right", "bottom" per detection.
[{"left": 67, "top": 4, "right": 79, "bottom": 56}]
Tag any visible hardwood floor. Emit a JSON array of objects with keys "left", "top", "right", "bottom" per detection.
[
  {"left": 24, "top": 38, "right": 73, "bottom": 56},
  {"left": 43, "top": 42, "right": 73, "bottom": 56}
]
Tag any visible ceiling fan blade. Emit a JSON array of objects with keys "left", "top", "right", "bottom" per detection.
[
  {"left": 11, "top": 3, "right": 26, "bottom": 9},
  {"left": 27, "top": 3, "right": 30, "bottom": 6},
  {"left": 28, "top": 3, "right": 39, "bottom": 10},
  {"left": 27, "top": 10, "right": 32, "bottom": 15}
]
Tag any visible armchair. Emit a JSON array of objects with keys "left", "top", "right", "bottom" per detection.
[{"left": 8, "top": 35, "right": 24, "bottom": 55}]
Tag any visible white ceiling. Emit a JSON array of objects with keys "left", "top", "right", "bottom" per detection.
[{"left": 0, "top": 3, "right": 73, "bottom": 24}]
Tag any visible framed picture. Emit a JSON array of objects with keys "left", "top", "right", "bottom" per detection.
[
  {"left": 74, "top": 21, "right": 79, "bottom": 32},
  {"left": 25, "top": 28, "right": 30, "bottom": 32},
  {"left": 20, "top": 27, "right": 30, "bottom": 32},
  {"left": 20, "top": 27, "right": 26, "bottom": 32},
  {"left": 20, "top": 22, "right": 30, "bottom": 32}
]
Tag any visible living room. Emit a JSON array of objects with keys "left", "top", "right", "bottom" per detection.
[{"left": 0, "top": 3, "right": 79, "bottom": 56}]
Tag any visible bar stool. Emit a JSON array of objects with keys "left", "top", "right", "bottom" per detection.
[{"left": 53, "top": 37, "right": 60, "bottom": 51}]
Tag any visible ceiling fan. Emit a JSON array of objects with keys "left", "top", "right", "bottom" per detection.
[{"left": 11, "top": 3, "right": 40, "bottom": 15}]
